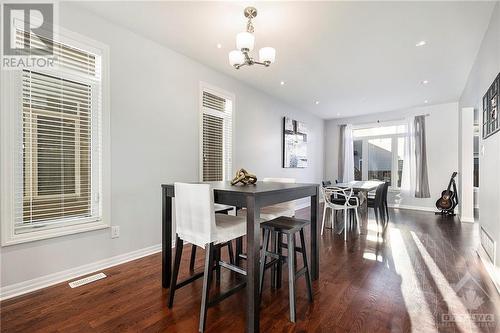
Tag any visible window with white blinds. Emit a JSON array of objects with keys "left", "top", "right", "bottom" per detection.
[
  {"left": 19, "top": 70, "right": 97, "bottom": 231},
  {"left": 1, "top": 26, "right": 106, "bottom": 244},
  {"left": 201, "top": 88, "right": 233, "bottom": 182},
  {"left": 15, "top": 30, "right": 98, "bottom": 77}
]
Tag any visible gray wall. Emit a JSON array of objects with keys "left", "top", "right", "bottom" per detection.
[
  {"left": 0, "top": 4, "right": 324, "bottom": 288},
  {"left": 459, "top": 4, "right": 500, "bottom": 264},
  {"left": 324, "top": 102, "right": 459, "bottom": 211}
]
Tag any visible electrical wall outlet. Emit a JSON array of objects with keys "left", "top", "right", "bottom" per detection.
[{"left": 111, "top": 225, "right": 120, "bottom": 239}]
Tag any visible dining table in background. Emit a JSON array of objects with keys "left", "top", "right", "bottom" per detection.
[
  {"left": 328, "top": 180, "right": 384, "bottom": 231},
  {"left": 161, "top": 181, "right": 320, "bottom": 333}
]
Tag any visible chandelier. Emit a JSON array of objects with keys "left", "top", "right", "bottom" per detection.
[{"left": 228, "top": 7, "right": 276, "bottom": 69}]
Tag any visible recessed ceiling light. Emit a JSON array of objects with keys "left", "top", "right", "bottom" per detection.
[
  {"left": 421, "top": 80, "right": 429, "bottom": 85},
  {"left": 416, "top": 40, "right": 427, "bottom": 47},
  {"left": 280, "top": 80, "right": 285, "bottom": 86},
  {"left": 424, "top": 100, "right": 429, "bottom": 104},
  {"left": 337, "top": 112, "right": 341, "bottom": 116},
  {"left": 315, "top": 101, "right": 320, "bottom": 105},
  {"left": 216, "top": 43, "right": 222, "bottom": 49}
]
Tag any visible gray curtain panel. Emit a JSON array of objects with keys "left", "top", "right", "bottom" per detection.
[
  {"left": 414, "top": 115, "right": 431, "bottom": 198},
  {"left": 338, "top": 124, "right": 346, "bottom": 183}
]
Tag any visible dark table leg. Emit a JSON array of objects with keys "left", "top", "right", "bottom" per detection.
[
  {"left": 162, "top": 187, "right": 173, "bottom": 288},
  {"left": 310, "top": 187, "right": 319, "bottom": 280},
  {"left": 246, "top": 196, "right": 260, "bottom": 333},
  {"left": 359, "top": 190, "right": 368, "bottom": 228}
]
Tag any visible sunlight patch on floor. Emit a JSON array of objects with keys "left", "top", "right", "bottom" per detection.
[
  {"left": 389, "top": 227, "right": 436, "bottom": 330},
  {"left": 366, "top": 220, "right": 383, "bottom": 233},
  {"left": 365, "top": 233, "right": 384, "bottom": 243},
  {"left": 363, "top": 252, "right": 384, "bottom": 262},
  {"left": 410, "top": 231, "right": 481, "bottom": 333}
]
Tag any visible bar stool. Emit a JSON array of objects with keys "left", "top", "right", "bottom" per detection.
[
  {"left": 259, "top": 216, "right": 313, "bottom": 322},
  {"left": 168, "top": 183, "right": 247, "bottom": 332}
]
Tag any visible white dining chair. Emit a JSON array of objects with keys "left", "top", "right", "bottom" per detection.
[
  {"left": 321, "top": 186, "right": 360, "bottom": 241},
  {"left": 169, "top": 183, "right": 247, "bottom": 332}
]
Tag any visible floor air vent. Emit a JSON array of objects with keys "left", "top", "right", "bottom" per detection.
[
  {"left": 480, "top": 226, "right": 496, "bottom": 264},
  {"left": 69, "top": 272, "right": 106, "bottom": 288}
]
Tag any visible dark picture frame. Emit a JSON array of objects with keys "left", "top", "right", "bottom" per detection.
[
  {"left": 282, "top": 117, "right": 308, "bottom": 168},
  {"left": 482, "top": 72, "right": 500, "bottom": 139}
]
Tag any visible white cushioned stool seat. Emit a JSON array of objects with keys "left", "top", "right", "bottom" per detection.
[
  {"left": 214, "top": 213, "right": 246, "bottom": 245},
  {"left": 236, "top": 209, "right": 268, "bottom": 222},
  {"left": 259, "top": 204, "right": 295, "bottom": 220},
  {"left": 260, "top": 177, "right": 296, "bottom": 220}
]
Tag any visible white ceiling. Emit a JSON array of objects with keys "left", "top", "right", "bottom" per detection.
[{"left": 75, "top": 1, "right": 495, "bottom": 119}]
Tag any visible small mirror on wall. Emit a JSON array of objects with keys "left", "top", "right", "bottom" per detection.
[{"left": 283, "top": 117, "right": 308, "bottom": 168}]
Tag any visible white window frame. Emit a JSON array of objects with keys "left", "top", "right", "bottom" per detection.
[
  {"left": 352, "top": 121, "right": 406, "bottom": 190},
  {"left": 198, "top": 82, "right": 234, "bottom": 182},
  {"left": 0, "top": 25, "right": 111, "bottom": 246}
]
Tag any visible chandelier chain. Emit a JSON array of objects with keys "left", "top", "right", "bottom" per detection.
[{"left": 246, "top": 18, "right": 254, "bottom": 33}]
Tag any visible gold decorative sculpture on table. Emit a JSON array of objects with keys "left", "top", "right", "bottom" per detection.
[{"left": 231, "top": 168, "right": 257, "bottom": 185}]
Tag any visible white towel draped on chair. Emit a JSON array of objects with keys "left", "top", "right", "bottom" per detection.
[{"left": 174, "top": 183, "right": 246, "bottom": 248}]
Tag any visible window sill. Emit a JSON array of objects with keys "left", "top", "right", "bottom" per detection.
[{"left": 1, "top": 220, "right": 109, "bottom": 246}]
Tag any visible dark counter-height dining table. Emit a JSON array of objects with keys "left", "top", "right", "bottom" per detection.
[{"left": 161, "top": 181, "right": 320, "bottom": 333}]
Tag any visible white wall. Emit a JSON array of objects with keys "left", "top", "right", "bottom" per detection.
[
  {"left": 458, "top": 107, "right": 475, "bottom": 222},
  {"left": 459, "top": 3, "right": 500, "bottom": 265},
  {"left": 0, "top": 4, "right": 324, "bottom": 289},
  {"left": 324, "top": 102, "right": 459, "bottom": 211}
]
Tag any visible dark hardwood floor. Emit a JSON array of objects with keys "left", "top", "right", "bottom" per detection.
[{"left": 2, "top": 207, "right": 499, "bottom": 332}]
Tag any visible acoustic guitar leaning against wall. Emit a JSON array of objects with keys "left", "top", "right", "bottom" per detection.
[{"left": 435, "top": 172, "right": 458, "bottom": 211}]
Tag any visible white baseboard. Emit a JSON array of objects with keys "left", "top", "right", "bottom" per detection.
[
  {"left": 0, "top": 243, "right": 161, "bottom": 301},
  {"left": 477, "top": 246, "right": 500, "bottom": 295},
  {"left": 460, "top": 216, "right": 475, "bottom": 223},
  {"left": 387, "top": 204, "right": 436, "bottom": 212},
  {"left": 388, "top": 204, "right": 475, "bottom": 221}
]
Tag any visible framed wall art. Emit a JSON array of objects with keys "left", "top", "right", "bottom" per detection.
[
  {"left": 283, "top": 117, "right": 308, "bottom": 168},
  {"left": 483, "top": 72, "right": 500, "bottom": 139}
]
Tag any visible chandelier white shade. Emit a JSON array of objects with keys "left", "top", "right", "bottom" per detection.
[
  {"left": 228, "top": 7, "right": 276, "bottom": 70},
  {"left": 259, "top": 47, "right": 276, "bottom": 64},
  {"left": 228, "top": 50, "right": 245, "bottom": 66},
  {"left": 236, "top": 32, "right": 255, "bottom": 51}
]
